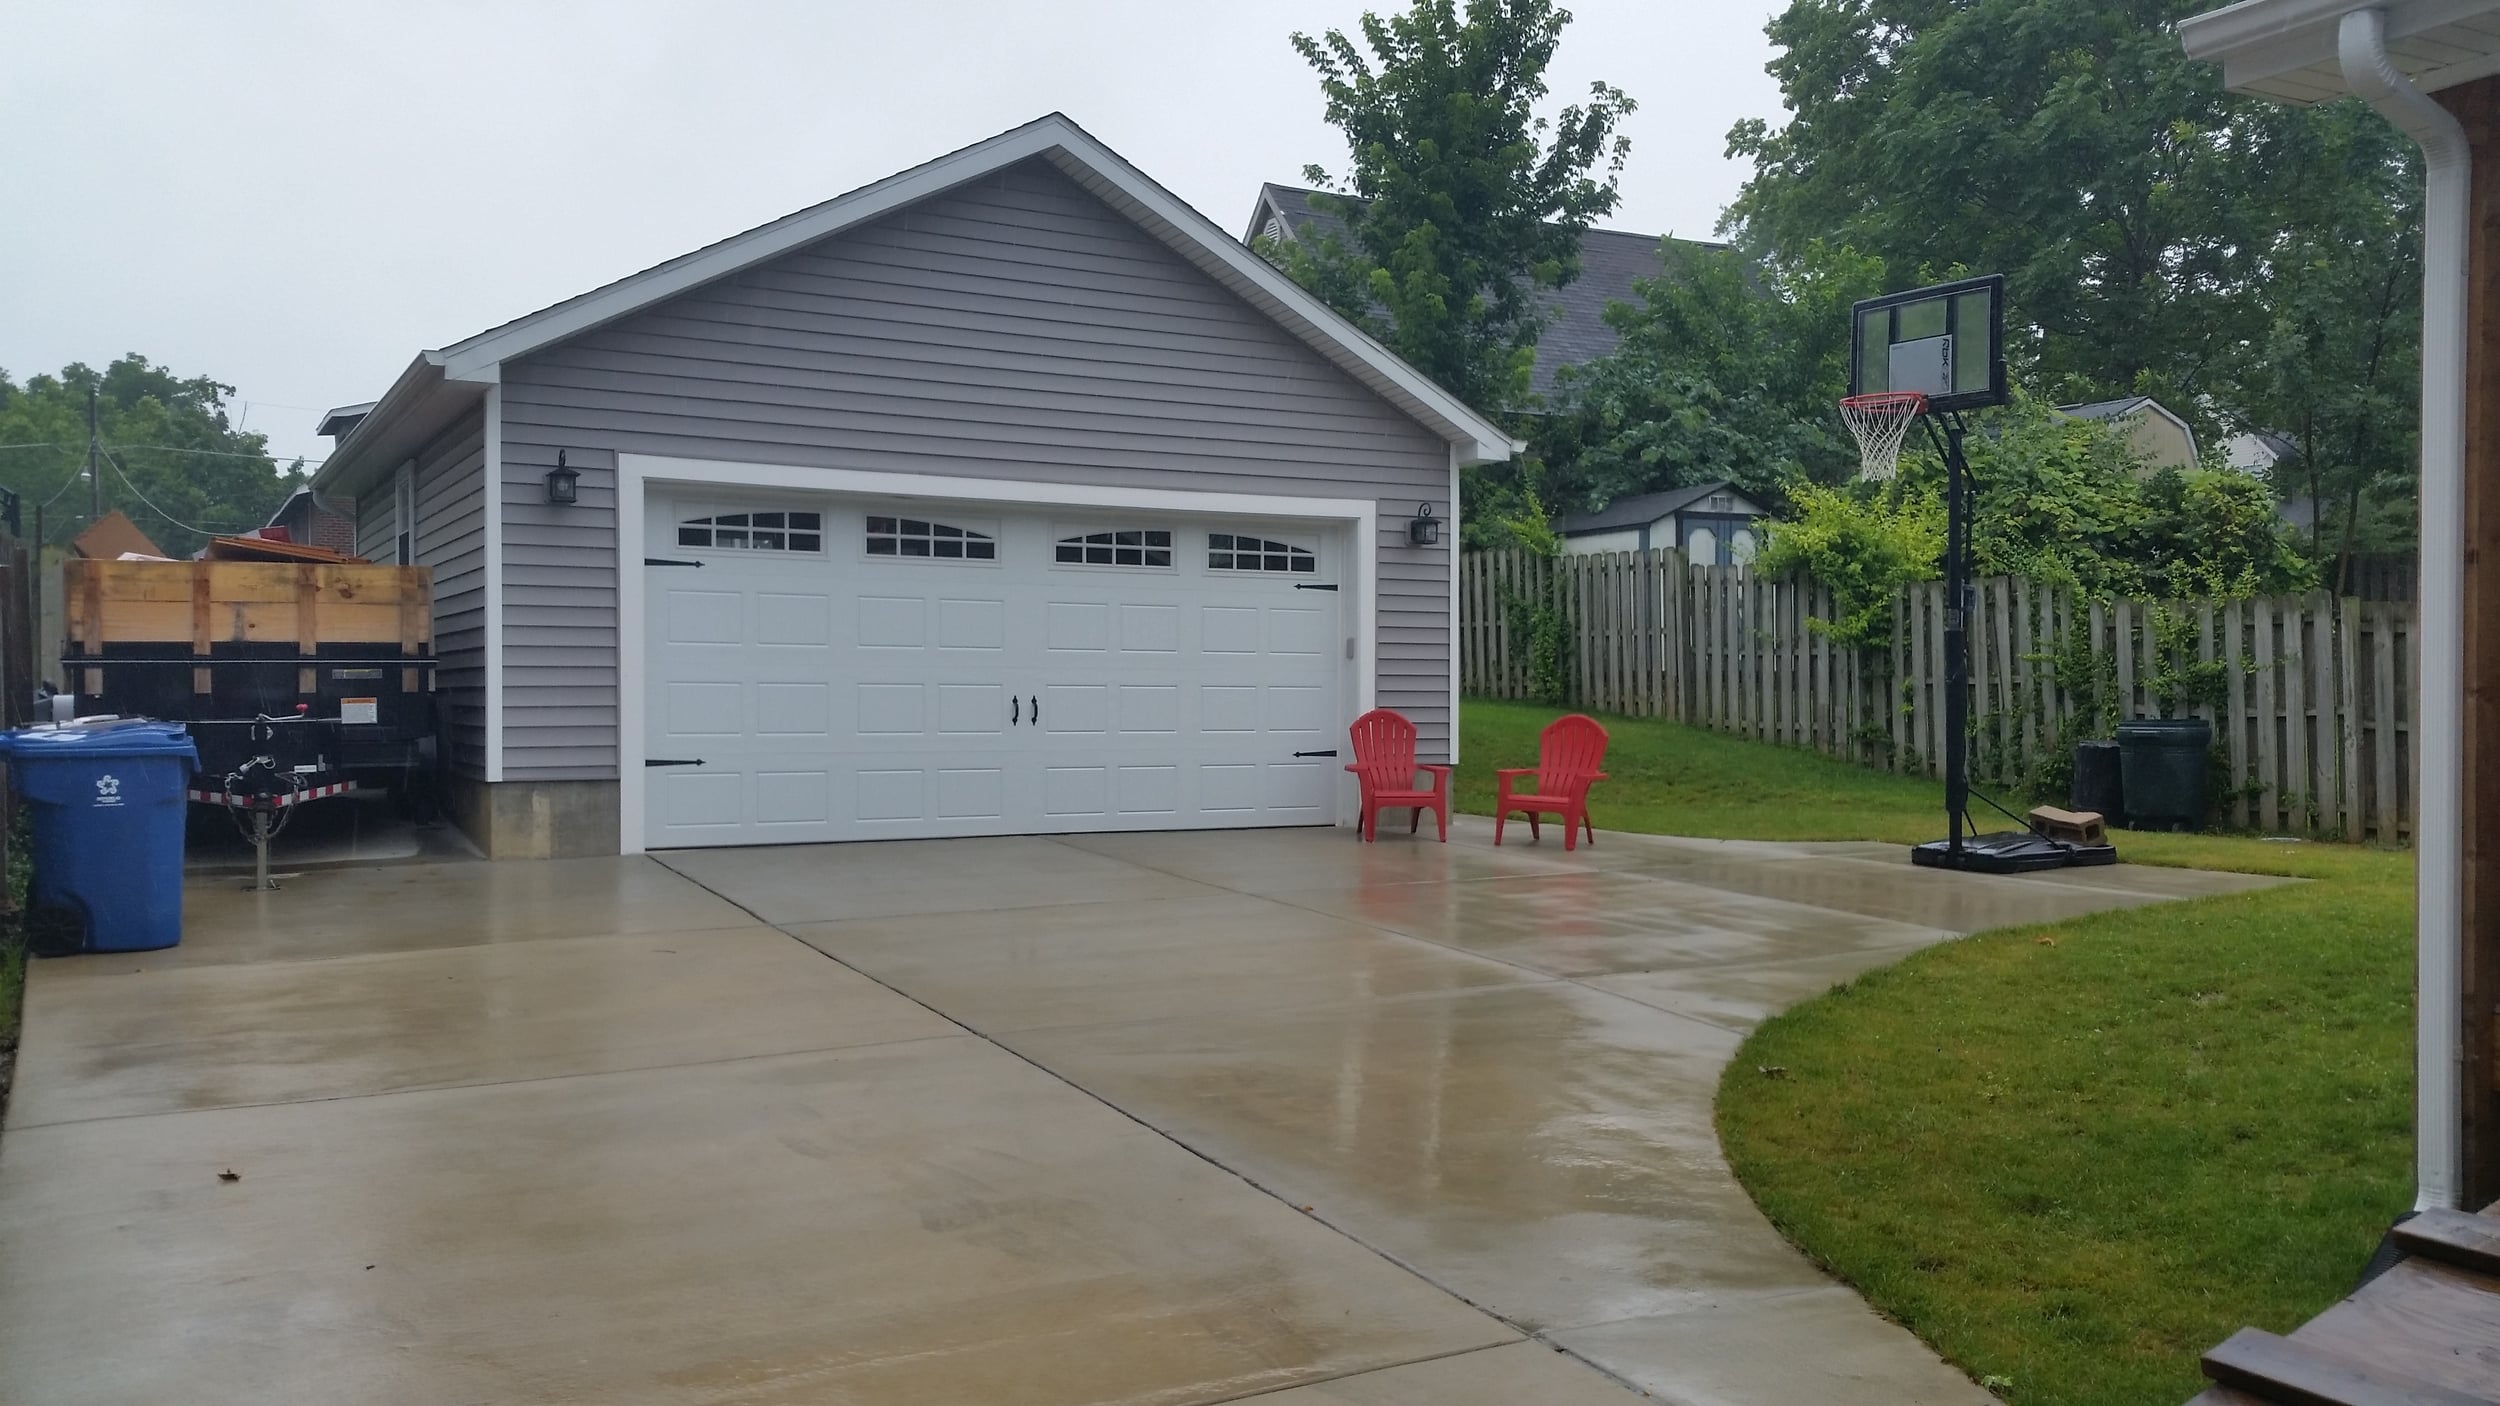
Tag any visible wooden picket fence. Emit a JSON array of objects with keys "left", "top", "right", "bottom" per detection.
[{"left": 1461, "top": 549, "right": 2417, "bottom": 841}]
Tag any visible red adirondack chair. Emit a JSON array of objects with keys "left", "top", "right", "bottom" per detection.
[
  {"left": 1343, "top": 708, "right": 1452, "bottom": 842},
  {"left": 1494, "top": 714, "right": 1610, "bottom": 850}
]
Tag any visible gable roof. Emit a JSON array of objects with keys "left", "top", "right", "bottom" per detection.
[
  {"left": 1245, "top": 183, "right": 1721, "bottom": 398},
  {"left": 2058, "top": 395, "right": 2159, "bottom": 422},
  {"left": 2056, "top": 395, "right": 2201, "bottom": 461},
  {"left": 1556, "top": 481, "right": 1755, "bottom": 537},
  {"left": 315, "top": 115, "right": 1519, "bottom": 496}
]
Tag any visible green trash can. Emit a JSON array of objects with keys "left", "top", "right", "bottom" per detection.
[{"left": 2116, "top": 718, "right": 2211, "bottom": 830}]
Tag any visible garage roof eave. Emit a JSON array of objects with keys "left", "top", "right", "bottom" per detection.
[{"left": 308, "top": 354, "right": 487, "bottom": 500}]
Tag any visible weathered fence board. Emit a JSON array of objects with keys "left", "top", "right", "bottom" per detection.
[{"left": 1459, "top": 550, "right": 2419, "bottom": 841}]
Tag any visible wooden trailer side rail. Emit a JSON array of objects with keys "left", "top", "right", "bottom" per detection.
[{"left": 64, "top": 560, "right": 433, "bottom": 696}]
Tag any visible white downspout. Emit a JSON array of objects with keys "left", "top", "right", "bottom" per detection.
[{"left": 2340, "top": 7, "right": 2470, "bottom": 1213}]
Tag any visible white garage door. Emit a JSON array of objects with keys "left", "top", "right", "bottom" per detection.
[{"left": 642, "top": 491, "right": 1349, "bottom": 848}]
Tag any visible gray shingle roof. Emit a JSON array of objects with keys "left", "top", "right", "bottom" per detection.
[
  {"left": 1247, "top": 184, "right": 1717, "bottom": 398},
  {"left": 2057, "top": 396, "right": 2156, "bottom": 422},
  {"left": 1555, "top": 481, "right": 1740, "bottom": 537}
]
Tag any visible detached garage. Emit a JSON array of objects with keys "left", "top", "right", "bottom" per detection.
[{"left": 308, "top": 113, "right": 1514, "bottom": 858}]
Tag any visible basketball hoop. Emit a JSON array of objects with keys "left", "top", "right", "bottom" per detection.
[{"left": 1840, "top": 392, "right": 1927, "bottom": 482}]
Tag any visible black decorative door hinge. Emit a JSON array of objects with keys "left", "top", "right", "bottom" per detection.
[
  {"left": 645, "top": 757, "right": 705, "bottom": 767},
  {"left": 1292, "top": 749, "right": 1340, "bottom": 758},
  {"left": 645, "top": 557, "right": 705, "bottom": 567},
  {"left": 1295, "top": 582, "right": 1339, "bottom": 591}
]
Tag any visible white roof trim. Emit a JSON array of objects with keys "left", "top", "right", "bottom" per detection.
[
  {"left": 2181, "top": 0, "right": 2500, "bottom": 102},
  {"left": 429, "top": 113, "right": 1517, "bottom": 464}
]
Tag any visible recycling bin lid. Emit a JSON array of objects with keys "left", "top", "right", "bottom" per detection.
[{"left": 0, "top": 719, "right": 198, "bottom": 759}]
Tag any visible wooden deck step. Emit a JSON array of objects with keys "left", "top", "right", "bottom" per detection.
[
  {"left": 2201, "top": 1328, "right": 2500, "bottom": 1406},
  {"left": 2391, "top": 1210, "right": 2500, "bottom": 1279}
]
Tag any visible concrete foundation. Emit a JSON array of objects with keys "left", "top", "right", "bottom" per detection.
[{"left": 446, "top": 775, "right": 620, "bottom": 859}]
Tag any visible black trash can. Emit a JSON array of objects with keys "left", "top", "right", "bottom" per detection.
[
  {"left": 2116, "top": 718, "right": 2212, "bottom": 830},
  {"left": 2071, "top": 740, "right": 2124, "bottom": 824}
]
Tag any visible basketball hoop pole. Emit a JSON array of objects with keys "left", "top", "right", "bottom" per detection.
[
  {"left": 1852, "top": 273, "right": 2109, "bottom": 875},
  {"left": 1939, "top": 414, "right": 1972, "bottom": 855}
]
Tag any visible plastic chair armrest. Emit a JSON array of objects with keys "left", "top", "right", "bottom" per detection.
[{"left": 1417, "top": 764, "right": 1452, "bottom": 794}]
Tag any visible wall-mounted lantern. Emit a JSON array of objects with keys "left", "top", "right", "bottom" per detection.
[
  {"left": 1407, "top": 502, "right": 1441, "bottom": 546},
  {"left": 545, "top": 450, "right": 580, "bottom": 507}
]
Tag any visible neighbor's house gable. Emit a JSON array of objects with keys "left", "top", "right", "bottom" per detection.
[{"left": 492, "top": 155, "right": 1458, "bottom": 782}]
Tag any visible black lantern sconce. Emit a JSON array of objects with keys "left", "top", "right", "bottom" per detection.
[
  {"left": 1407, "top": 502, "right": 1441, "bottom": 546},
  {"left": 545, "top": 450, "right": 580, "bottom": 507}
]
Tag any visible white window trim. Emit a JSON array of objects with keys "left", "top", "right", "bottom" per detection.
[
  {"left": 615, "top": 453, "right": 1380, "bottom": 854},
  {"left": 393, "top": 461, "right": 418, "bottom": 566}
]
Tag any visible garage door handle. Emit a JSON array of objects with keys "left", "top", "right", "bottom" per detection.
[
  {"left": 1030, "top": 695, "right": 1040, "bottom": 725},
  {"left": 1293, "top": 749, "right": 1339, "bottom": 758},
  {"left": 645, "top": 757, "right": 705, "bottom": 767},
  {"left": 1011, "top": 696, "right": 1019, "bottom": 726}
]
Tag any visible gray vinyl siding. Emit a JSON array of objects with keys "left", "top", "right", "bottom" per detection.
[
  {"left": 495, "top": 156, "right": 1455, "bottom": 781},
  {"left": 357, "top": 413, "right": 488, "bottom": 777},
  {"left": 353, "top": 484, "right": 396, "bottom": 563}
]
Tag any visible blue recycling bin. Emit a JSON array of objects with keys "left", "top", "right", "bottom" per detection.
[{"left": 1, "top": 721, "right": 198, "bottom": 953}]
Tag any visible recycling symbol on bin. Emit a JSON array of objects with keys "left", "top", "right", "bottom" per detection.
[{"left": 95, "top": 774, "right": 121, "bottom": 803}]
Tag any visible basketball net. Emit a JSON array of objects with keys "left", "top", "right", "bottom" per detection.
[{"left": 1839, "top": 392, "right": 1927, "bottom": 482}]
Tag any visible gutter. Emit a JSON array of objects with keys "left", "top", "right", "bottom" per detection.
[{"left": 2340, "top": 6, "right": 2471, "bottom": 1213}]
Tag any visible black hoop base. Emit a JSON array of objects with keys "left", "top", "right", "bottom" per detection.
[{"left": 1912, "top": 830, "right": 2116, "bottom": 874}]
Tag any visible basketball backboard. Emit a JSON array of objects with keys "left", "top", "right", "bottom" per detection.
[{"left": 1848, "top": 274, "right": 2007, "bottom": 413}]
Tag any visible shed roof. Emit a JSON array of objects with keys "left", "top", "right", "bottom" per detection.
[
  {"left": 1245, "top": 184, "right": 1719, "bottom": 398},
  {"left": 315, "top": 114, "right": 1519, "bottom": 498},
  {"left": 1556, "top": 481, "right": 1747, "bottom": 537}
]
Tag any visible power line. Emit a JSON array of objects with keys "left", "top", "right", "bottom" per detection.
[
  {"left": 106, "top": 442, "right": 327, "bottom": 466},
  {"left": 96, "top": 446, "right": 257, "bottom": 536},
  {"left": 34, "top": 466, "right": 85, "bottom": 511}
]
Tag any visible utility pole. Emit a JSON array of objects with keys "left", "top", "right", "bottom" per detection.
[{"left": 85, "top": 384, "right": 100, "bottom": 524}]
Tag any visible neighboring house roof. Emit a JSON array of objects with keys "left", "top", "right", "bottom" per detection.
[
  {"left": 2055, "top": 394, "right": 2202, "bottom": 462},
  {"left": 2224, "top": 429, "right": 2300, "bottom": 473},
  {"left": 1244, "top": 184, "right": 1716, "bottom": 398},
  {"left": 69, "top": 509, "right": 165, "bottom": 561},
  {"left": 316, "top": 402, "right": 375, "bottom": 439},
  {"left": 1556, "top": 481, "right": 1755, "bottom": 537},
  {"left": 262, "top": 485, "right": 351, "bottom": 529},
  {"left": 316, "top": 114, "right": 1519, "bottom": 498}
]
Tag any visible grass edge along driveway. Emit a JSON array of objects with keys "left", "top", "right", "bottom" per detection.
[{"left": 1459, "top": 699, "right": 2413, "bottom": 1406}]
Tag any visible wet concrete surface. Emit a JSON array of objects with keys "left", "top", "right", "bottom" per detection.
[{"left": 0, "top": 818, "right": 2283, "bottom": 1404}]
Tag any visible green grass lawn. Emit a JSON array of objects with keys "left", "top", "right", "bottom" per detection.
[{"left": 1459, "top": 699, "right": 2415, "bottom": 1406}]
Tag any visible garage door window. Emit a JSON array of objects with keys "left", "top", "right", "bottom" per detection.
[
  {"left": 1207, "top": 533, "right": 1315, "bottom": 574},
  {"left": 679, "top": 510, "right": 824, "bottom": 553},
  {"left": 866, "top": 515, "right": 997, "bottom": 561},
  {"left": 1055, "top": 528, "right": 1172, "bottom": 568}
]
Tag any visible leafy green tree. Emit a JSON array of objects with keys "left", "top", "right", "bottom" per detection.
[
  {"left": 1536, "top": 239, "right": 1884, "bottom": 510},
  {"left": 1726, "top": 0, "right": 2276, "bottom": 418},
  {"left": 1764, "top": 396, "right": 2313, "bottom": 643},
  {"left": 0, "top": 356, "right": 303, "bottom": 557},
  {"left": 1279, "top": 0, "right": 1636, "bottom": 418},
  {"left": 1900, "top": 395, "right": 2312, "bottom": 599},
  {"left": 1755, "top": 476, "right": 1944, "bottom": 646},
  {"left": 1722, "top": 0, "right": 2422, "bottom": 574},
  {"left": 2217, "top": 99, "right": 2423, "bottom": 585},
  {"left": 1272, "top": 0, "right": 1637, "bottom": 548}
]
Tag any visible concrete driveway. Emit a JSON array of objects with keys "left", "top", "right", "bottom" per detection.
[{"left": 0, "top": 821, "right": 2278, "bottom": 1405}]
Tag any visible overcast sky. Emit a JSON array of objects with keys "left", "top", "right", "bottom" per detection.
[{"left": 1, "top": 1, "right": 1785, "bottom": 470}]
